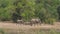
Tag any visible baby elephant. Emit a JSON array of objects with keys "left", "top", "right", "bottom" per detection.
[{"left": 30, "top": 18, "right": 41, "bottom": 26}]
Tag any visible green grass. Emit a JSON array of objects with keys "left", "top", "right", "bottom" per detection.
[
  {"left": 0, "top": 28, "right": 60, "bottom": 34},
  {"left": 0, "top": 28, "right": 5, "bottom": 34}
]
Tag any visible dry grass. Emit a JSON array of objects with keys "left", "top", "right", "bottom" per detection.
[
  {"left": 0, "top": 21, "right": 60, "bottom": 29},
  {"left": 0, "top": 28, "right": 60, "bottom": 34},
  {"left": 0, "top": 21, "right": 60, "bottom": 34}
]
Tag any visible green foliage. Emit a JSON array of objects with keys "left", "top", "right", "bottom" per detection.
[
  {"left": 35, "top": 0, "right": 60, "bottom": 24},
  {"left": 0, "top": 0, "right": 60, "bottom": 24},
  {"left": 0, "top": 28, "right": 5, "bottom": 34}
]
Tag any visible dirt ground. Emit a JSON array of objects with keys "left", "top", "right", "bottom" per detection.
[{"left": 0, "top": 21, "right": 60, "bottom": 30}]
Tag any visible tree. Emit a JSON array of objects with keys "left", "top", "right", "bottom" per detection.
[
  {"left": 0, "top": 0, "right": 60, "bottom": 24},
  {"left": 35, "top": 0, "right": 59, "bottom": 24}
]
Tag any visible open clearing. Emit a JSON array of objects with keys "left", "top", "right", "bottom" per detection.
[
  {"left": 0, "top": 21, "right": 60, "bottom": 30},
  {"left": 0, "top": 21, "right": 60, "bottom": 34}
]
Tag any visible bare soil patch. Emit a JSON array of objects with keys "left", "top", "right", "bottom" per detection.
[{"left": 0, "top": 21, "right": 60, "bottom": 30}]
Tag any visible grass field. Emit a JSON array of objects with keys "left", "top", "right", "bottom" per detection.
[
  {"left": 0, "top": 21, "right": 60, "bottom": 34},
  {"left": 0, "top": 28, "right": 60, "bottom": 34}
]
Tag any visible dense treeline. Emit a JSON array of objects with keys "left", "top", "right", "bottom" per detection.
[{"left": 0, "top": 0, "right": 60, "bottom": 24}]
